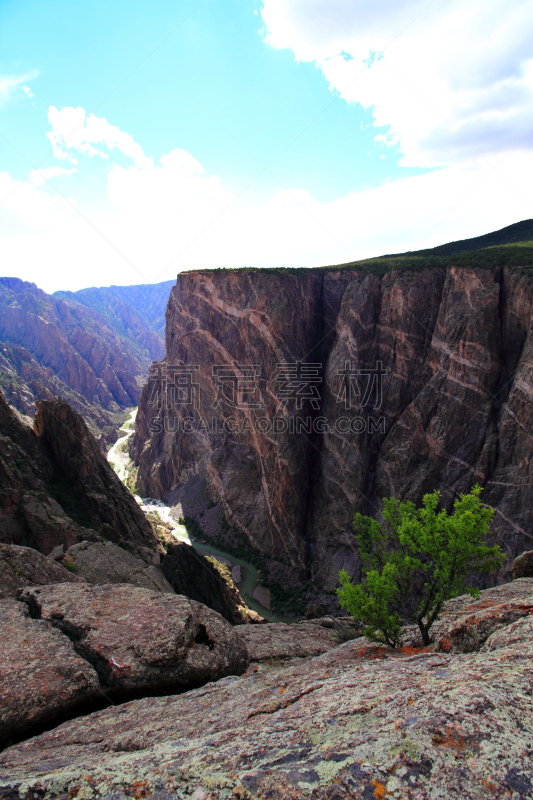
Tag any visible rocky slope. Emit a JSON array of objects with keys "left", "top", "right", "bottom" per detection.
[
  {"left": 133, "top": 254, "right": 533, "bottom": 590},
  {"left": 2, "top": 577, "right": 533, "bottom": 799},
  {"left": 0, "top": 391, "right": 161, "bottom": 558},
  {"left": 0, "top": 390, "right": 255, "bottom": 624},
  {"left": 0, "top": 278, "right": 167, "bottom": 445}
]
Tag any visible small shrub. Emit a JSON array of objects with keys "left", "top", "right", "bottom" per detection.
[{"left": 337, "top": 486, "right": 503, "bottom": 647}]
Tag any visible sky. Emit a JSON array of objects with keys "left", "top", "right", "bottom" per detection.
[{"left": 0, "top": 0, "right": 532, "bottom": 292}]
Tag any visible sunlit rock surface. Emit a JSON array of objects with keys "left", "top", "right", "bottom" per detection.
[{"left": 2, "top": 579, "right": 533, "bottom": 799}]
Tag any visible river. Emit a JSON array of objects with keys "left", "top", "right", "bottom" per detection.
[{"left": 108, "top": 408, "right": 293, "bottom": 622}]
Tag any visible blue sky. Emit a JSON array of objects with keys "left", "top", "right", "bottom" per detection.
[
  {"left": 0, "top": 0, "right": 420, "bottom": 200},
  {"left": 0, "top": 0, "right": 532, "bottom": 291}
]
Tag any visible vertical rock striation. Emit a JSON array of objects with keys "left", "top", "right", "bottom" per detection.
[{"left": 133, "top": 265, "right": 533, "bottom": 588}]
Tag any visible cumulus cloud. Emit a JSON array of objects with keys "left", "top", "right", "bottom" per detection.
[{"left": 260, "top": 0, "right": 533, "bottom": 167}]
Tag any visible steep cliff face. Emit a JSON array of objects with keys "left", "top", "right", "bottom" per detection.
[
  {"left": 133, "top": 270, "right": 325, "bottom": 571},
  {"left": 133, "top": 263, "right": 533, "bottom": 588}
]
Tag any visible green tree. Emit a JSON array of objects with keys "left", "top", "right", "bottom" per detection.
[{"left": 337, "top": 486, "right": 503, "bottom": 647}]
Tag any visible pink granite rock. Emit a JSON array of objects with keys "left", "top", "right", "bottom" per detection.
[
  {"left": 18, "top": 582, "right": 249, "bottom": 697},
  {"left": 0, "top": 599, "right": 99, "bottom": 746}
]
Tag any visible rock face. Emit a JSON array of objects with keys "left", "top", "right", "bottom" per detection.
[
  {"left": 160, "top": 542, "right": 248, "bottom": 624},
  {"left": 2, "top": 579, "right": 533, "bottom": 799},
  {"left": 0, "top": 599, "right": 99, "bottom": 747},
  {"left": 0, "top": 544, "right": 85, "bottom": 598},
  {"left": 133, "top": 264, "right": 533, "bottom": 589},
  {"left": 431, "top": 578, "right": 533, "bottom": 653},
  {"left": 19, "top": 583, "right": 249, "bottom": 698},
  {"left": 62, "top": 541, "right": 173, "bottom": 593},
  {"left": 132, "top": 269, "right": 325, "bottom": 574},
  {"left": 0, "top": 392, "right": 161, "bottom": 558},
  {"left": 236, "top": 621, "right": 341, "bottom": 661}
]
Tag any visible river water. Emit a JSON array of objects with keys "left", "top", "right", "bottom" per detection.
[{"left": 107, "top": 409, "right": 292, "bottom": 622}]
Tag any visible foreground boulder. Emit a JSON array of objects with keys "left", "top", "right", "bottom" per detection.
[
  {"left": 0, "top": 543, "right": 84, "bottom": 598},
  {"left": 0, "top": 599, "right": 99, "bottom": 747},
  {"left": 62, "top": 540, "right": 173, "bottom": 594},
  {"left": 19, "top": 583, "right": 249, "bottom": 697},
  {"left": 432, "top": 578, "right": 533, "bottom": 653},
  {"left": 236, "top": 621, "right": 343, "bottom": 662},
  {"left": 513, "top": 549, "right": 533, "bottom": 579}
]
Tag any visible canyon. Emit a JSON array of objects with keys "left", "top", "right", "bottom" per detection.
[
  {"left": 133, "top": 253, "right": 533, "bottom": 591},
  {"left": 1, "top": 222, "right": 533, "bottom": 797}
]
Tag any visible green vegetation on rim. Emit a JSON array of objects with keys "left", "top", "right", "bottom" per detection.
[
  {"left": 187, "top": 241, "right": 533, "bottom": 277},
  {"left": 186, "top": 220, "right": 533, "bottom": 276}
]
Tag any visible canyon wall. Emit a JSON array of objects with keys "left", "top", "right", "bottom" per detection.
[{"left": 132, "top": 265, "right": 533, "bottom": 588}]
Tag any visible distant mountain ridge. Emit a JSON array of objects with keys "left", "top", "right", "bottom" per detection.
[
  {"left": 54, "top": 280, "right": 174, "bottom": 342},
  {"left": 0, "top": 277, "right": 173, "bottom": 445}
]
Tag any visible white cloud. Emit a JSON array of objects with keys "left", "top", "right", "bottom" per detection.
[
  {"left": 1, "top": 106, "right": 532, "bottom": 293},
  {"left": 260, "top": 0, "right": 533, "bottom": 167},
  {"left": 0, "top": 71, "right": 38, "bottom": 104},
  {"left": 46, "top": 106, "right": 148, "bottom": 166}
]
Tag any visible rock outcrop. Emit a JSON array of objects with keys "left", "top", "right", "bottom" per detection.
[
  {"left": 513, "top": 549, "right": 533, "bottom": 578},
  {"left": 0, "top": 543, "right": 85, "bottom": 598},
  {"left": 431, "top": 577, "right": 533, "bottom": 653},
  {"left": 34, "top": 399, "right": 161, "bottom": 561},
  {"left": 62, "top": 541, "right": 173, "bottom": 593},
  {"left": 133, "top": 263, "right": 533, "bottom": 589},
  {"left": 0, "top": 392, "right": 161, "bottom": 559},
  {"left": 2, "top": 578, "right": 533, "bottom": 799},
  {"left": 0, "top": 599, "right": 99, "bottom": 747},
  {"left": 236, "top": 621, "right": 342, "bottom": 662},
  {"left": 19, "top": 583, "right": 249, "bottom": 700}
]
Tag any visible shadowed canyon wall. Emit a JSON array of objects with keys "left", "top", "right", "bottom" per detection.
[{"left": 132, "top": 265, "right": 533, "bottom": 589}]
